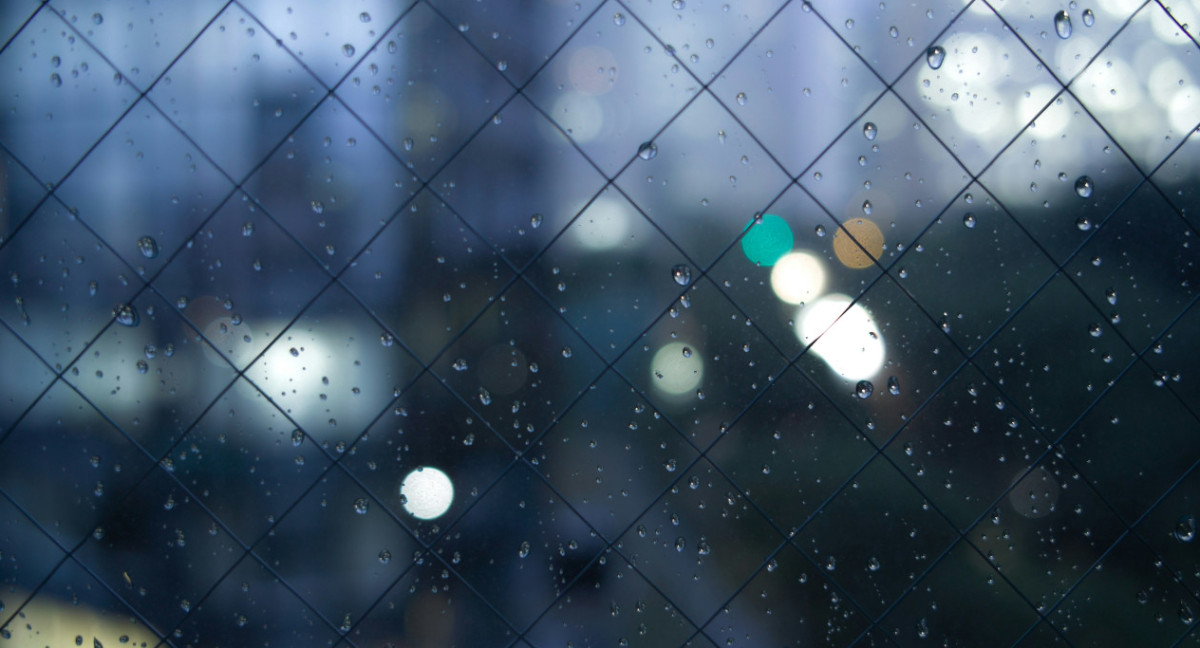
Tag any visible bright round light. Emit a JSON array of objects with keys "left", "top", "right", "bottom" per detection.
[
  {"left": 571, "top": 197, "right": 632, "bottom": 251},
  {"left": 797, "top": 294, "right": 885, "bottom": 380},
  {"left": 650, "top": 341, "right": 704, "bottom": 396},
  {"left": 400, "top": 467, "right": 455, "bottom": 520},
  {"left": 547, "top": 93, "right": 604, "bottom": 144},
  {"left": 770, "top": 252, "right": 826, "bottom": 305}
]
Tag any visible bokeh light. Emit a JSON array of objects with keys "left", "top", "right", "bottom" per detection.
[
  {"left": 650, "top": 341, "right": 704, "bottom": 396},
  {"left": 770, "top": 251, "right": 826, "bottom": 305},
  {"left": 401, "top": 466, "right": 455, "bottom": 519},
  {"left": 571, "top": 197, "right": 633, "bottom": 251},
  {"left": 797, "top": 294, "right": 885, "bottom": 380},
  {"left": 832, "top": 218, "right": 884, "bottom": 269},
  {"left": 741, "top": 214, "right": 794, "bottom": 266}
]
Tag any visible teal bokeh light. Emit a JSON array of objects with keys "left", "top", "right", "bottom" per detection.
[{"left": 741, "top": 214, "right": 793, "bottom": 266}]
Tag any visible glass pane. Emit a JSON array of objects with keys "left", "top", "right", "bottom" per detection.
[{"left": 1, "top": 1, "right": 1199, "bottom": 646}]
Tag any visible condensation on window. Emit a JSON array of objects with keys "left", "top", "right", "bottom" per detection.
[{"left": 1, "top": 1, "right": 1199, "bottom": 647}]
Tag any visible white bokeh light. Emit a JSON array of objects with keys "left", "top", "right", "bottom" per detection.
[
  {"left": 650, "top": 341, "right": 704, "bottom": 396},
  {"left": 546, "top": 93, "right": 604, "bottom": 144},
  {"left": 400, "top": 467, "right": 455, "bottom": 520},
  {"left": 770, "top": 252, "right": 826, "bottom": 305},
  {"left": 1017, "top": 85, "right": 1069, "bottom": 137},
  {"left": 797, "top": 294, "right": 885, "bottom": 381},
  {"left": 571, "top": 197, "right": 634, "bottom": 251}
]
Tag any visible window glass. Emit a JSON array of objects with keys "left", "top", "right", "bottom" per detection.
[{"left": 1, "top": 1, "right": 1199, "bottom": 646}]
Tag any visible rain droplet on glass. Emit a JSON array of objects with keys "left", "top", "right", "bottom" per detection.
[
  {"left": 862, "top": 122, "right": 878, "bottom": 141},
  {"left": 735, "top": 92, "right": 748, "bottom": 106},
  {"left": 342, "top": 43, "right": 356, "bottom": 58},
  {"left": 855, "top": 380, "right": 873, "bottom": 399},
  {"left": 926, "top": 45, "right": 945, "bottom": 70},
  {"left": 112, "top": 303, "right": 139, "bottom": 327},
  {"left": 1082, "top": 8, "right": 1095, "bottom": 27},
  {"left": 136, "top": 235, "right": 158, "bottom": 259},
  {"left": 637, "top": 141, "right": 657, "bottom": 160},
  {"left": 1054, "top": 10, "right": 1073, "bottom": 39},
  {"left": 1074, "top": 175, "right": 1094, "bottom": 198},
  {"left": 962, "top": 212, "right": 977, "bottom": 228},
  {"left": 887, "top": 376, "right": 900, "bottom": 395},
  {"left": 671, "top": 264, "right": 692, "bottom": 286},
  {"left": 1175, "top": 514, "right": 1196, "bottom": 542}
]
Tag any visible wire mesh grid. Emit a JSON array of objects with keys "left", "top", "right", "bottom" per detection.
[{"left": 0, "top": 0, "right": 1199, "bottom": 645}]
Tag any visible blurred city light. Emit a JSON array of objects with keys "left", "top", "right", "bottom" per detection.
[
  {"left": 797, "top": 294, "right": 886, "bottom": 380},
  {"left": 400, "top": 467, "right": 455, "bottom": 520}
]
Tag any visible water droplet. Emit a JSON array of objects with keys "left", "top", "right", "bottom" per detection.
[
  {"left": 637, "top": 141, "right": 657, "bottom": 160},
  {"left": 736, "top": 92, "right": 748, "bottom": 106},
  {"left": 1180, "top": 601, "right": 1195, "bottom": 625},
  {"left": 962, "top": 212, "right": 976, "bottom": 228},
  {"left": 613, "top": 12, "right": 626, "bottom": 26},
  {"left": 1088, "top": 323, "right": 1103, "bottom": 337},
  {"left": 518, "top": 540, "right": 531, "bottom": 558},
  {"left": 1082, "top": 8, "right": 1095, "bottom": 27},
  {"left": 1054, "top": 10, "right": 1072, "bottom": 39},
  {"left": 1074, "top": 175, "right": 1094, "bottom": 198},
  {"left": 377, "top": 549, "right": 391, "bottom": 563},
  {"left": 674, "top": 536, "right": 686, "bottom": 552},
  {"left": 1175, "top": 514, "right": 1196, "bottom": 542},
  {"left": 402, "top": 137, "right": 414, "bottom": 151},
  {"left": 1076, "top": 217, "right": 1092, "bottom": 231},
  {"left": 291, "top": 429, "right": 305, "bottom": 447},
  {"left": 136, "top": 236, "right": 158, "bottom": 259},
  {"left": 867, "top": 556, "right": 881, "bottom": 571},
  {"left": 353, "top": 498, "right": 369, "bottom": 514},
  {"left": 926, "top": 45, "right": 945, "bottom": 70},
  {"left": 889, "top": 26, "right": 899, "bottom": 38},
  {"left": 671, "top": 264, "right": 692, "bottom": 286},
  {"left": 311, "top": 201, "right": 324, "bottom": 214},
  {"left": 672, "top": 0, "right": 685, "bottom": 8},
  {"left": 359, "top": 11, "right": 372, "bottom": 23},
  {"left": 887, "top": 376, "right": 900, "bottom": 395},
  {"left": 815, "top": 224, "right": 826, "bottom": 237},
  {"left": 855, "top": 380, "right": 873, "bottom": 399},
  {"left": 342, "top": 43, "right": 356, "bottom": 58},
  {"left": 50, "top": 73, "right": 62, "bottom": 87},
  {"left": 529, "top": 213, "right": 543, "bottom": 229},
  {"left": 681, "top": 346, "right": 693, "bottom": 358},
  {"left": 862, "top": 122, "right": 878, "bottom": 141},
  {"left": 112, "top": 304, "right": 139, "bottom": 327},
  {"left": 92, "top": 12, "right": 103, "bottom": 25},
  {"left": 861, "top": 200, "right": 872, "bottom": 215},
  {"left": 825, "top": 555, "right": 836, "bottom": 571},
  {"left": 1104, "top": 287, "right": 1117, "bottom": 305}
]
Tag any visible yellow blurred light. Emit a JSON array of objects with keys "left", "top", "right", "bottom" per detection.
[
  {"left": 832, "top": 218, "right": 883, "bottom": 269},
  {"left": 770, "top": 251, "right": 826, "bottom": 305},
  {"left": 797, "top": 294, "right": 885, "bottom": 380},
  {"left": 650, "top": 341, "right": 704, "bottom": 396},
  {"left": 1, "top": 589, "right": 159, "bottom": 647}
]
